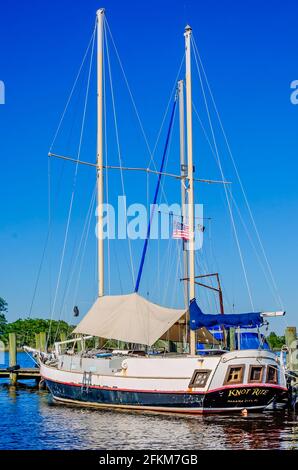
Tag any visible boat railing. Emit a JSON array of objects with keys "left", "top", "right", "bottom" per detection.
[{"left": 54, "top": 336, "right": 93, "bottom": 356}]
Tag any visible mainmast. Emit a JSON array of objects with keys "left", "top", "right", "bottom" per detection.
[
  {"left": 96, "top": 8, "right": 105, "bottom": 298},
  {"left": 184, "top": 25, "right": 196, "bottom": 355}
]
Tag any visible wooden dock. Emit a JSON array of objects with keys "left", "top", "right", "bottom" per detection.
[
  {"left": 0, "top": 332, "right": 43, "bottom": 386},
  {"left": 0, "top": 368, "right": 40, "bottom": 381}
]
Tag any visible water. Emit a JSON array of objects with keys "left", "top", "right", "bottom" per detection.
[{"left": 0, "top": 353, "right": 298, "bottom": 450}]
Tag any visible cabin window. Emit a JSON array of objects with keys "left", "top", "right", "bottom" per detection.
[
  {"left": 266, "top": 365, "right": 278, "bottom": 384},
  {"left": 189, "top": 369, "right": 211, "bottom": 388},
  {"left": 224, "top": 365, "right": 244, "bottom": 385},
  {"left": 248, "top": 365, "right": 264, "bottom": 383}
]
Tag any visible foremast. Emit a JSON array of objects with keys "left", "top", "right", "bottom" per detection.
[{"left": 96, "top": 8, "right": 105, "bottom": 298}]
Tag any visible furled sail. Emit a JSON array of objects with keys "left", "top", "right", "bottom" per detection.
[
  {"left": 73, "top": 293, "right": 186, "bottom": 346},
  {"left": 189, "top": 299, "right": 263, "bottom": 330}
]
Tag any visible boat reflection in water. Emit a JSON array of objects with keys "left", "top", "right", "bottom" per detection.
[
  {"left": 0, "top": 379, "right": 297, "bottom": 449},
  {"left": 43, "top": 400, "right": 298, "bottom": 450}
]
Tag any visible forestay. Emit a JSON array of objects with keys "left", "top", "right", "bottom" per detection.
[{"left": 73, "top": 293, "right": 186, "bottom": 346}]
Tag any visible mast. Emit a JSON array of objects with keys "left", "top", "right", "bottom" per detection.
[
  {"left": 178, "top": 80, "right": 189, "bottom": 350},
  {"left": 96, "top": 8, "right": 105, "bottom": 298},
  {"left": 184, "top": 25, "right": 196, "bottom": 355}
]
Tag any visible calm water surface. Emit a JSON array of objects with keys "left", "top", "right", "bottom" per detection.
[{"left": 0, "top": 353, "right": 297, "bottom": 450}]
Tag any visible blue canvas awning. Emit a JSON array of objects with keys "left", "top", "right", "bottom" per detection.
[{"left": 189, "top": 299, "right": 263, "bottom": 330}]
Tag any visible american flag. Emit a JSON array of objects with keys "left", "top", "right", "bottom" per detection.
[{"left": 172, "top": 221, "right": 191, "bottom": 240}]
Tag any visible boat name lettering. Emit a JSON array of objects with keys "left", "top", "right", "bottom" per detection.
[{"left": 228, "top": 388, "right": 269, "bottom": 397}]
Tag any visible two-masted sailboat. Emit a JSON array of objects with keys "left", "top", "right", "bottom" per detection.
[{"left": 36, "top": 9, "right": 288, "bottom": 414}]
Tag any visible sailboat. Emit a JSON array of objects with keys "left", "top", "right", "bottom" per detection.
[{"left": 36, "top": 8, "right": 288, "bottom": 414}]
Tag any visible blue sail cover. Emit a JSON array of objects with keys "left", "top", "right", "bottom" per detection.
[{"left": 189, "top": 299, "right": 263, "bottom": 330}]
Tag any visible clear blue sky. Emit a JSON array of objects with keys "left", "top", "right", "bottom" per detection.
[{"left": 0, "top": 0, "right": 297, "bottom": 334}]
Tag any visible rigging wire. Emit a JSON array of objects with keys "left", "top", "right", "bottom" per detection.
[
  {"left": 49, "top": 22, "right": 97, "bottom": 152},
  {"left": 195, "top": 254, "right": 214, "bottom": 314},
  {"left": 113, "top": 246, "right": 124, "bottom": 294},
  {"left": 72, "top": 188, "right": 97, "bottom": 310},
  {"left": 104, "top": 21, "right": 136, "bottom": 288},
  {"left": 206, "top": 219, "right": 233, "bottom": 312},
  {"left": 23, "top": 84, "right": 89, "bottom": 346},
  {"left": 47, "top": 23, "right": 96, "bottom": 347},
  {"left": 170, "top": 241, "right": 184, "bottom": 308},
  {"left": 191, "top": 105, "right": 246, "bottom": 312},
  {"left": 53, "top": 183, "right": 97, "bottom": 339},
  {"left": 28, "top": 103, "right": 85, "bottom": 322},
  {"left": 47, "top": 153, "right": 52, "bottom": 333},
  {"left": 105, "top": 17, "right": 185, "bottom": 211},
  {"left": 191, "top": 36, "right": 255, "bottom": 311},
  {"left": 105, "top": 19, "right": 152, "bottom": 161},
  {"left": 229, "top": 188, "right": 284, "bottom": 307},
  {"left": 155, "top": 107, "right": 180, "bottom": 304},
  {"left": 193, "top": 76, "right": 282, "bottom": 311},
  {"left": 192, "top": 35, "right": 284, "bottom": 311},
  {"left": 162, "top": 238, "right": 177, "bottom": 306},
  {"left": 105, "top": 18, "right": 184, "bottom": 175},
  {"left": 146, "top": 171, "right": 150, "bottom": 296},
  {"left": 148, "top": 57, "right": 184, "bottom": 170},
  {"left": 135, "top": 98, "right": 178, "bottom": 293},
  {"left": 157, "top": 211, "right": 161, "bottom": 299},
  {"left": 24, "top": 27, "right": 97, "bottom": 347}
]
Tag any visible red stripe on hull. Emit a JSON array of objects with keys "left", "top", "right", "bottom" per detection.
[{"left": 41, "top": 373, "right": 287, "bottom": 395}]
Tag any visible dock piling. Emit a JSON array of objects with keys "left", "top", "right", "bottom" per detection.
[
  {"left": 285, "top": 327, "right": 298, "bottom": 372},
  {"left": 35, "top": 333, "right": 40, "bottom": 351},
  {"left": 39, "top": 332, "right": 47, "bottom": 352},
  {"left": 8, "top": 333, "right": 17, "bottom": 385},
  {"left": 0, "top": 332, "right": 41, "bottom": 385},
  {"left": 59, "top": 332, "right": 67, "bottom": 353},
  {"left": 60, "top": 332, "right": 66, "bottom": 342},
  {"left": 229, "top": 328, "right": 236, "bottom": 351}
]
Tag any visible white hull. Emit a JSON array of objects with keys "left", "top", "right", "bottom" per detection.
[{"left": 40, "top": 349, "right": 288, "bottom": 414}]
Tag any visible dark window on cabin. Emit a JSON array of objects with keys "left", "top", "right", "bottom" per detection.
[
  {"left": 266, "top": 365, "right": 278, "bottom": 384},
  {"left": 189, "top": 370, "right": 211, "bottom": 388},
  {"left": 224, "top": 365, "right": 245, "bottom": 385},
  {"left": 248, "top": 365, "right": 264, "bottom": 383}
]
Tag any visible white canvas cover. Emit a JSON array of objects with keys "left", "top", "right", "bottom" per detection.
[{"left": 73, "top": 293, "right": 186, "bottom": 346}]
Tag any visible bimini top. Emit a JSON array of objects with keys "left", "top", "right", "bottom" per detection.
[
  {"left": 189, "top": 299, "right": 263, "bottom": 330},
  {"left": 73, "top": 293, "right": 186, "bottom": 346}
]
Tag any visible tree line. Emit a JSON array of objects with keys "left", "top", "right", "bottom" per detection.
[{"left": 0, "top": 297, "right": 73, "bottom": 348}]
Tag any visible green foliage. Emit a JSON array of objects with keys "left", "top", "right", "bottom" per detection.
[
  {"left": 0, "top": 296, "right": 74, "bottom": 348},
  {"left": 0, "top": 297, "right": 8, "bottom": 314},
  {"left": 267, "top": 331, "right": 285, "bottom": 350},
  {"left": 0, "top": 313, "right": 7, "bottom": 335},
  {"left": 0, "top": 298, "right": 8, "bottom": 335},
  {"left": 0, "top": 318, "right": 74, "bottom": 348}
]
